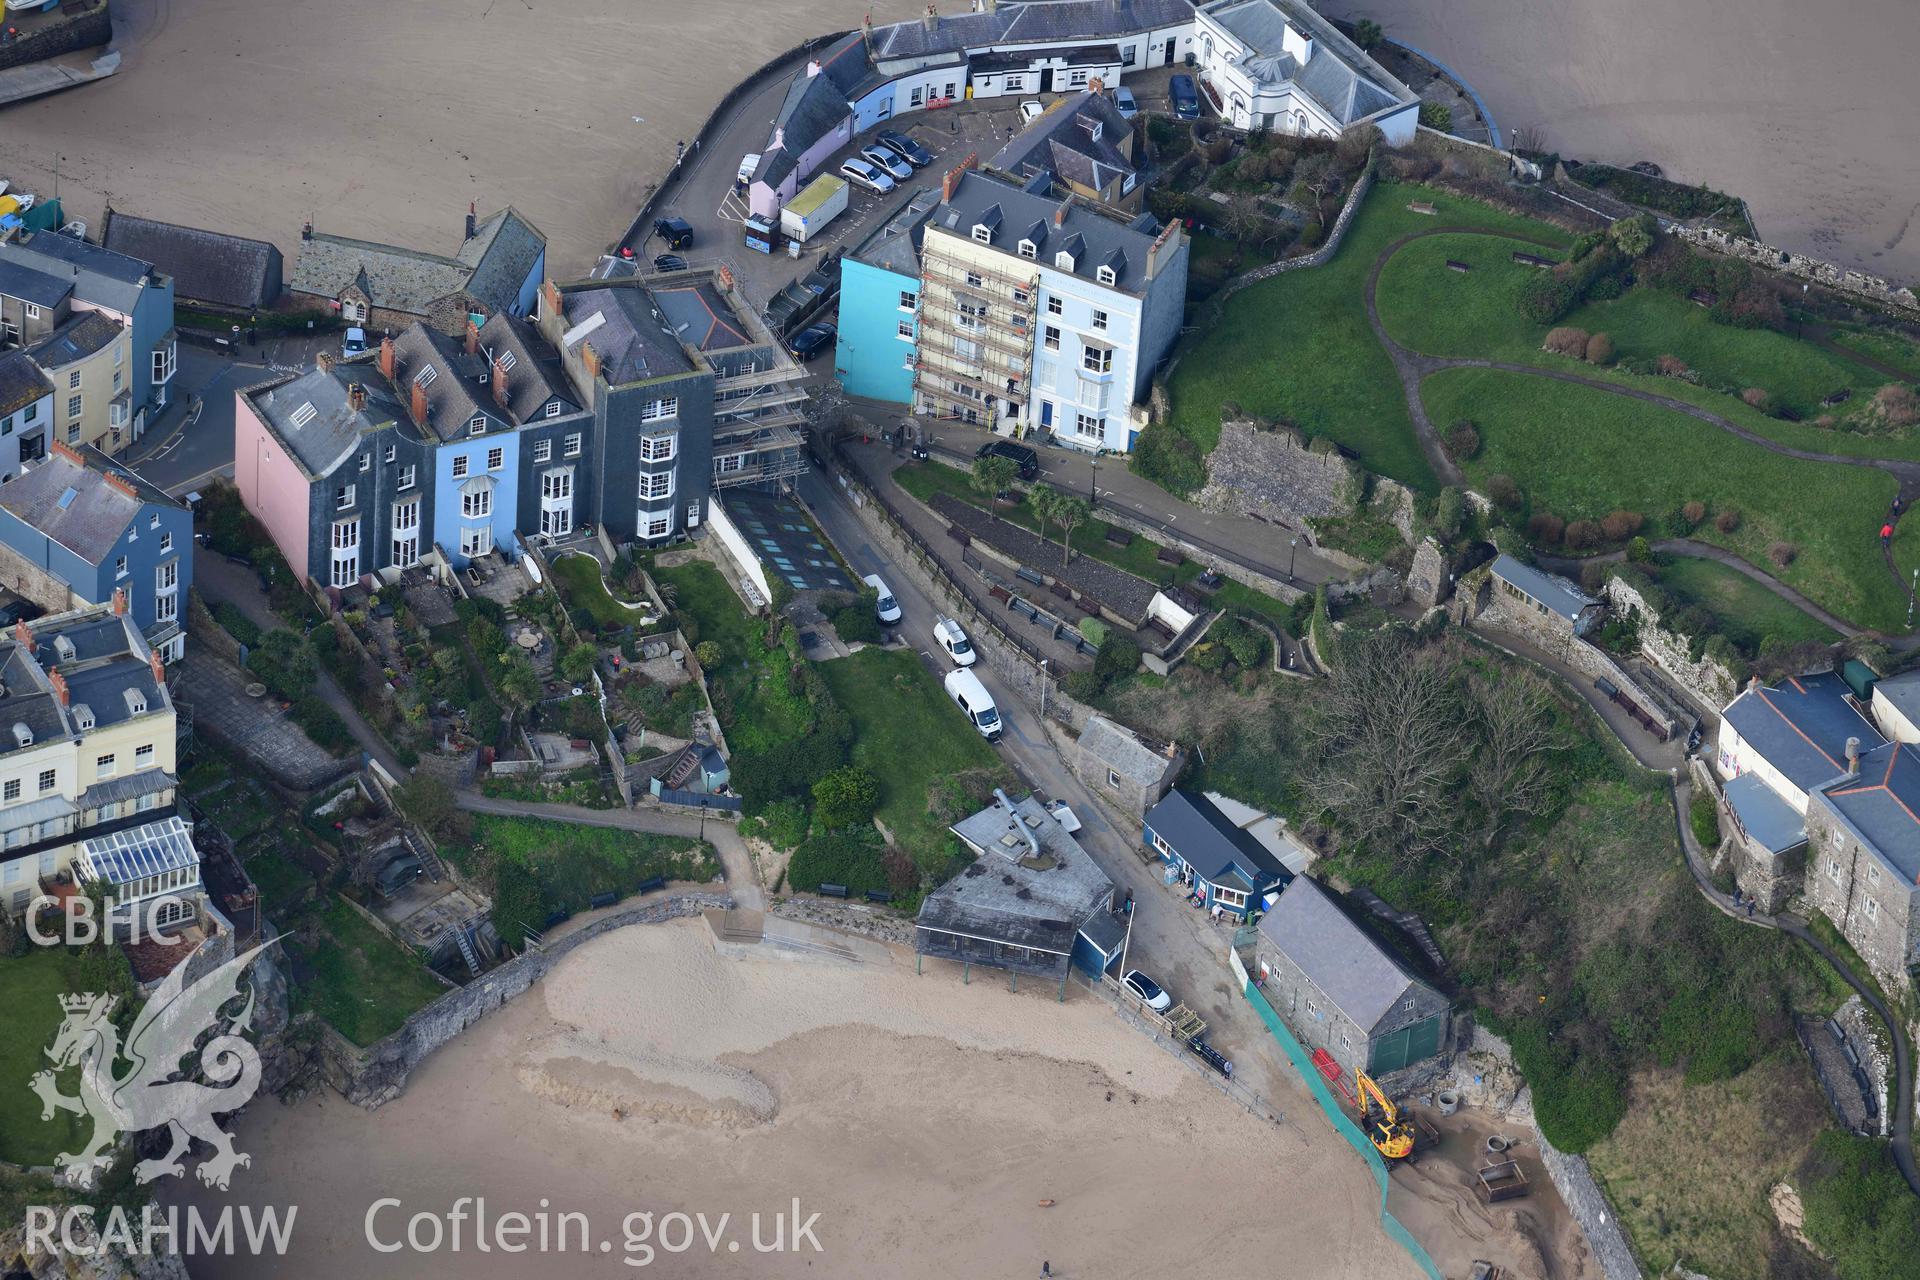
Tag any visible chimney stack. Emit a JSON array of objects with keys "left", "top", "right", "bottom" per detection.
[
  {"left": 807, "top": 58, "right": 822, "bottom": 78},
  {"left": 491, "top": 357, "right": 509, "bottom": 411},
  {"left": 316, "top": 351, "right": 336, "bottom": 374},
  {"left": 302, "top": 221, "right": 313, "bottom": 241},
  {"left": 465, "top": 201, "right": 477, "bottom": 241},
  {"left": 410, "top": 380, "right": 429, "bottom": 428},
  {"left": 48, "top": 669, "right": 67, "bottom": 707},
  {"left": 580, "top": 342, "right": 602, "bottom": 381},
  {"left": 465, "top": 318, "right": 480, "bottom": 357},
  {"left": 13, "top": 619, "right": 33, "bottom": 652},
  {"left": 348, "top": 383, "right": 367, "bottom": 412},
  {"left": 921, "top": 3, "right": 937, "bottom": 31},
  {"left": 149, "top": 650, "right": 166, "bottom": 685},
  {"left": 1846, "top": 736, "right": 1862, "bottom": 774},
  {"left": 378, "top": 336, "right": 396, "bottom": 380},
  {"left": 1053, "top": 197, "right": 1071, "bottom": 227},
  {"left": 112, "top": 587, "right": 127, "bottom": 616}
]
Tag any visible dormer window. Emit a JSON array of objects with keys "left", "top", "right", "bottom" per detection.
[
  {"left": 1055, "top": 252, "right": 1076, "bottom": 271},
  {"left": 1096, "top": 265, "right": 1117, "bottom": 286},
  {"left": 72, "top": 704, "right": 94, "bottom": 732},
  {"left": 123, "top": 688, "right": 147, "bottom": 716},
  {"left": 972, "top": 225, "right": 993, "bottom": 244},
  {"left": 1018, "top": 240, "right": 1036, "bottom": 259}
]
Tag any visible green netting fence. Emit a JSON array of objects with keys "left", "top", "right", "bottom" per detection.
[{"left": 1235, "top": 952, "right": 1443, "bottom": 1279}]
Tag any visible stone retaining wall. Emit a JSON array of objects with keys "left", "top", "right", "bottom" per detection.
[
  {"left": 321, "top": 893, "right": 730, "bottom": 1108},
  {"left": 0, "top": 1, "right": 111, "bottom": 73},
  {"left": 1602, "top": 575, "right": 1740, "bottom": 709},
  {"left": 1193, "top": 419, "right": 1360, "bottom": 524},
  {"left": 768, "top": 896, "right": 916, "bottom": 946},
  {"left": 1675, "top": 225, "right": 1920, "bottom": 320}
]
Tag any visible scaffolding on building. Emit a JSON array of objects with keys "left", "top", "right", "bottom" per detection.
[{"left": 913, "top": 245, "right": 1039, "bottom": 424}]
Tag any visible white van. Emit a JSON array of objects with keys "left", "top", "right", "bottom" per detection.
[
  {"left": 863, "top": 573, "right": 902, "bottom": 625},
  {"left": 944, "top": 669, "right": 1002, "bottom": 742},
  {"left": 934, "top": 617, "right": 976, "bottom": 667}
]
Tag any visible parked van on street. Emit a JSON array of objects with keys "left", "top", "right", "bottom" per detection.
[
  {"left": 935, "top": 617, "right": 976, "bottom": 666},
  {"left": 863, "top": 573, "right": 902, "bottom": 625},
  {"left": 944, "top": 669, "right": 1002, "bottom": 742}
]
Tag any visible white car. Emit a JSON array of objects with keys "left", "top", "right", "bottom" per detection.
[
  {"left": 839, "top": 157, "right": 896, "bottom": 194},
  {"left": 1124, "top": 970, "right": 1172, "bottom": 1013},
  {"left": 934, "top": 617, "right": 976, "bottom": 667},
  {"left": 863, "top": 574, "right": 902, "bottom": 625},
  {"left": 1019, "top": 99, "right": 1046, "bottom": 124},
  {"left": 860, "top": 145, "right": 913, "bottom": 181}
]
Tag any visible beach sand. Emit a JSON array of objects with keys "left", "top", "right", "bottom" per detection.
[
  {"left": 1329, "top": 0, "right": 1920, "bottom": 281},
  {"left": 174, "top": 918, "right": 1423, "bottom": 1278}
]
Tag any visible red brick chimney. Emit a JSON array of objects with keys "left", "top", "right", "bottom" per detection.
[
  {"left": 149, "top": 650, "right": 165, "bottom": 684},
  {"left": 112, "top": 587, "right": 127, "bottom": 616},
  {"left": 580, "top": 342, "right": 601, "bottom": 381},
  {"left": 13, "top": 619, "right": 33, "bottom": 652},
  {"left": 940, "top": 153, "right": 979, "bottom": 204},
  {"left": 410, "top": 380, "right": 429, "bottom": 427},
  {"left": 491, "top": 357, "right": 509, "bottom": 411},
  {"left": 48, "top": 669, "right": 68, "bottom": 707},
  {"left": 542, "top": 281, "right": 563, "bottom": 317},
  {"left": 465, "top": 318, "right": 481, "bottom": 357},
  {"left": 348, "top": 383, "right": 367, "bottom": 412},
  {"left": 1054, "top": 197, "right": 1071, "bottom": 227},
  {"left": 104, "top": 472, "right": 138, "bottom": 499},
  {"left": 50, "top": 440, "right": 84, "bottom": 466},
  {"left": 378, "top": 336, "right": 396, "bottom": 380},
  {"left": 315, "top": 351, "right": 336, "bottom": 374}
]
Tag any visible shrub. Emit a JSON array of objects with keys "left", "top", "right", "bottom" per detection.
[
  {"left": 1517, "top": 274, "right": 1574, "bottom": 325},
  {"left": 1871, "top": 383, "right": 1920, "bottom": 428},
  {"left": 1767, "top": 541, "right": 1798, "bottom": 567},
  {"left": 1564, "top": 520, "right": 1603, "bottom": 549},
  {"left": 1657, "top": 354, "right": 1691, "bottom": 377},
  {"left": 1725, "top": 282, "right": 1786, "bottom": 331},
  {"left": 1682, "top": 500, "right": 1706, "bottom": 525},
  {"left": 827, "top": 591, "right": 885, "bottom": 646},
  {"left": 1607, "top": 214, "right": 1655, "bottom": 259},
  {"left": 1486, "top": 474, "right": 1524, "bottom": 509},
  {"left": 1800, "top": 1131, "right": 1920, "bottom": 1279},
  {"left": 1417, "top": 101, "right": 1452, "bottom": 131},
  {"left": 1204, "top": 134, "right": 1235, "bottom": 165},
  {"left": 1584, "top": 333, "right": 1615, "bottom": 365},
  {"left": 212, "top": 601, "right": 263, "bottom": 649},
  {"left": 693, "top": 640, "right": 722, "bottom": 668},
  {"left": 1740, "top": 387, "right": 1774, "bottom": 412},
  {"left": 1526, "top": 512, "right": 1566, "bottom": 544},
  {"left": 1444, "top": 420, "right": 1481, "bottom": 460},
  {"left": 1129, "top": 422, "right": 1207, "bottom": 495},
  {"left": 1543, "top": 327, "right": 1591, "bottom": 358},
  {"left": 811, "top": 766, "right": 881, "bottom": 831},
  {"left": 1600, "top": 510, "right": 1644, "bottom": 541},
  {"left": 1627, "top": 536, "right": 1654, "bottom": 563},
  {"left": 559, "top": 643, "right": 600, "bottom": 685},
  {"left": 1294, "top": 221, "right": 1325, "bottom": 252},
  {"left": 786, "top": 830, "right": 891, "bottom": 897},
  {"left": 1715, "top": 508, "right": 1742, "bottom": 533}
]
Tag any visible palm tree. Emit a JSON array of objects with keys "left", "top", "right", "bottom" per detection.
[
  {"left": 971, "top": 454, "right": 1018, "bottom": 502},
  {"left": 1051, "top": 494, "right": 1092, "bottom": 567},
  {"left": 1028, "top": 484, "right": 1061, "bottom": 548}
]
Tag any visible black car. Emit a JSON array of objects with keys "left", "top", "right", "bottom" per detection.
[
  {"left": 1169, "top": 74, "right": 1201, "bottom": 120},
  {"left": 874, "top": 129, "right": 933, "bottom": 168},
  {"left": 788, "top": 322, "right": 837, "bottom": 361},
  {"left": 652, "top": 253, "right": 688, "bottom": 272},
  {"left": 652, "top": 216, "right": 694, "bottom": 249},
  {"left": 974, "top": 439, "right": 1039, "bottom": 481}
]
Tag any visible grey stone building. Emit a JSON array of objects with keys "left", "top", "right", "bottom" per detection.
[
  {"left": 1251, "top": 876, "right": 1451, "bottom": 1076},
  {"left": 1469, "top": 553, "right": 1603, "bottom": 655},
  {"left": 1800, "top": 739, "right": 1920, "bottom": 987},
  {"left": 288, "top": 207, "right": 546, "bottom": 337},
  {"left": 1072, "top": 714, "right": 1181, "bottom": 819},
  {"left": 1720, "top": 772, "right": 1807, "bottom": 913}
]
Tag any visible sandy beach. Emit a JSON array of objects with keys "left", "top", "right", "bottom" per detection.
[
  {"left": 173, "top": 918, "right": 1421, "bottom": 1278},
  {"left": 1330, "top": 0, "right": 1920, "bottom": 281}
]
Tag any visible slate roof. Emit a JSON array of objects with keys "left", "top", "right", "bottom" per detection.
[
  {"left": 920, "top": 793, "right": 1115, "bottom": 956},
  {"left": 934, "top": 169, "right": 1161, "bottom": 293},
  {"left": 1145, "top": 787, "right": 1288, "bottom": 889},
  {"left": 0, "top": 350, "right": 53, "bottom": 418},
  {"left": 1723, "top": 672, "right": 1884, "bottom": 796},
  {"left": 27, "top": 312, "right": 123, "bottom": 369},
  {"left": 0, "top": 449, "right": 146, "bottom": 564},
  {"left": 1723, "top": 772, "right": 1806, "bottom": 855},
  {"left": 475, "top": 311, "right": 576, "bottom": 424},
  {"left": 243, "top": 364, "right": 404, "bottom": 478},
  {"left": 757, "top": 33, "right": 874, "bottom": 189},
  {"left": 1201, "top": 0, "right": 1414, "bottom": 125},
  {"left": 0, "top": 232, "right": 159, "bottom": 316},
  {"left": 972, "top": 43, "right": 1122, "bottom": 71},
  {"left": 987, "top": 91, "right": 1137, "bottom": 201},
  {"left": 1079, "top": 714, "right": 1172, "bottom": 787},
  {"left": 559, "top": 285, "right": 696, "bottom": 383},
  {"left": 0, "top": 259, "right": 73, "bottom": 310},
  {"left": 847, "top": 187, "right": 940, "bottom": 277},
  {"left": 102, "top": 213, "right": 282, "bottom": 310},
  {"left": 1873, "top": 670, "right": 1920, "bottom": 730},
  {"left": 389, "top": 325, "right": 506, "bottom": 442},
  {"left": 78, "top": 767, "right": 176, "bottom": 811},
  {"left": 289, "top": 208, "right": 545, "bottom": 319},
  {"left": 0, "top": 607, "right": 166, "bottom": 761},
  {"left": 1258, "top": 876, "right": 1441, "bottom": 1034},
  {"left": 1490, "top": 554, "right": 1594, "bottom": 623},
  {"left": 1819, "top": 743, "right": 1920, "bottom": 881},
  {"left": 869, "top": 0, "right": 1197, "bottom": 62}
]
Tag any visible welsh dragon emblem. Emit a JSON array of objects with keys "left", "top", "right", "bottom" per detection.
[{"left": 31, "top": 942, "right": 268, "bottom": 1190}]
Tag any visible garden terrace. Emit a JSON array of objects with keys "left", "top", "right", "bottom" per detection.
[{"left": 931, "top": 491, "right": 1159, "bottom": 625}]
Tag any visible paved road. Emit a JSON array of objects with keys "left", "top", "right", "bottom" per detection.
[
  {"left": 126, "top": 346, "right": 271, "bottom": 495},
  {"left": 795, "top": 463, "right": 1303, "bottom": 1113},
  {"left": 453, "top": 790, "right": 762, "bottom": 911}
]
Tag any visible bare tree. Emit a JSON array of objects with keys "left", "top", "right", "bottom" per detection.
[
  {"left": 1292, "top": 154, "right": 1343, "bottom": 227},
  {"left": 1464, "top": 667, "right": 1564, "bottom": 847},
  {"left": 1304, "top": 631, "right": 1472, "bottom": 872}
]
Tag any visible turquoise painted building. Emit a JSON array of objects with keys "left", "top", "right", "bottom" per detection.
[{"left": 833, "top": 189, "right": 938, "bottom": 406}]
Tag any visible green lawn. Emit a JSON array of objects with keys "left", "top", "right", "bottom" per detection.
[
  {"left": 892, "top": 461, "right": 1300, "bottom": 634},
  {"left": 1377, "top": 235, "right": 1881, "bottom": 419},
  {"left": 290, "top": 898, "right": 449, "bottom": 1047},
  {"left": 1422, "top": 367, "right": 1904, "bottom": 629},
  {"left": 244, "top": 848, "right": 317, "bottom": 918},
  {"left": 461, "top": 815, "right": 716, "bottom": 918},
  {"left": 817, "top": 647, "right": 1005, "bottom": 874},
  {"left": 1831, "top": 326, "right": 1920, "bottom": 380},
  {"left": 1158, "top": 183, "right": 1571, "bottom": 493},
  {"left": 0, "top": 947, "right": 88, "bottom": 1166},
  {"left": 1652, "top": 556, "right": 1840, "bottom": 652},
  {"left": 1894, "top": 518, "right": 1920, "bottom": 612},
  {"left": 552, "top": 553, "right": 651, "bottom": 630},
  {"left": 651, "top": 558, "right": 811, "bottom": 753}
]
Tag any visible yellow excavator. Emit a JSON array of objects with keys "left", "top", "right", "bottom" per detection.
[{"left": 1355, "top": 1068, "right": 1415, "bottom": 1161}]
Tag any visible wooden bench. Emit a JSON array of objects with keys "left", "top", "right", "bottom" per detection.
[
  {"left": 1408, "top": 201, "right": 1438, "bottom": 216},
  {"left": 1446, "top": 260, "right": 1471, "bottom": 273},
  {"left": 818, "top": 883, "right": 850, "bottom": 899},
  {"left": 1156, "top": 545, "right": 1185, "bottom": 567},
  {"left": 1511, "top": 251, "right": 1555, "bottom": 269},
  {"left": 1104, "top": 525, "right": 1134, "bottom": 547}
]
